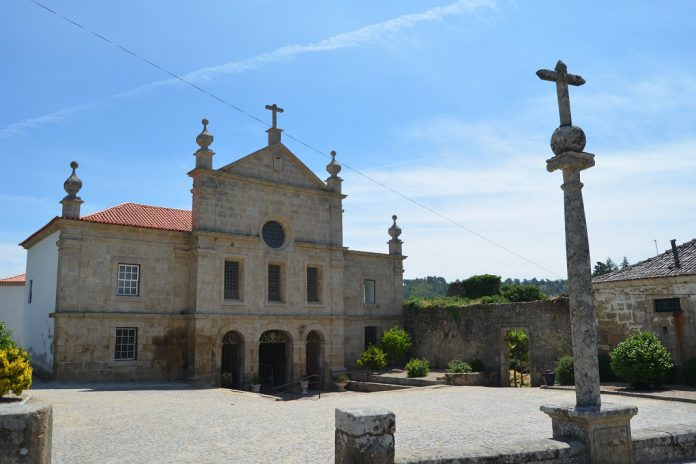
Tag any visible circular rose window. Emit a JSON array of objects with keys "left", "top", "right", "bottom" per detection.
[{"left": 262, "top": 221, "right": 285, "bottom": 248}]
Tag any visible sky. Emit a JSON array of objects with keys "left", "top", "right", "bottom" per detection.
[{"left": 1, "top": 0, "right": 695, "bottom": 282}]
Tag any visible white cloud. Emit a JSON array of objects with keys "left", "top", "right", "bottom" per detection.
[{"left": 1, "top": 0, "right": 494, "bottom": 139}]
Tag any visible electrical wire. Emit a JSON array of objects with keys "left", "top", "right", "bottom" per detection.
[{"left": 29, "top": 0, "right": 563, "bottom": 277}]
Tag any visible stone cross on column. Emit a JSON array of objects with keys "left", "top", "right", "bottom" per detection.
[
  {"left": 265, "top": 104, "right": 284, "bottom": 128},
  {"left": 538, "top": 60, "right": 638, "bottom": 464},
  {"left": 536, "top": 60, "right": 585, "bottom": 127}
]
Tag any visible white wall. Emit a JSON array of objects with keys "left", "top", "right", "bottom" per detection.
[
  {"left": 0, "top": 284, "right": 25, "bottom": 345},
  {"left": 23, "top": 231, "right": 59, "bottom": 374}
]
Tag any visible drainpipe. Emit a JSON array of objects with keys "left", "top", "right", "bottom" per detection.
[{"left": 670, "top": 239, "right": 681, "bottom": 268}]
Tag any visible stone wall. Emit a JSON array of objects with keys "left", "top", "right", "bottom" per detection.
[
  {"left": 594, "top": 276, "right": 696, "bottom": 363},
  {"left": 404, "top": 298, "right": 571, "bottom": 386}
]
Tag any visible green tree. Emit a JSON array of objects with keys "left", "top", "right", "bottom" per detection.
[
  {"left": 448, "top": 274, "right": 501, "bottom": 299},
  {"left": 403, "top": 276, "right": 448, "bottom": 298},
  {"left": 592, "top": 258, "right": 619, "bottom": 277},
  {"left": 508, "top": 330, "right": 529, "bottom": 387},
  {"left": 620, "top": 257, "right": 630, "bottom": 269},
  {"left": 0, "top": 321, "right": 16, "bottom": 350},
  {"left": 501, "top": 284, "right": 547, "bottom": 302},
  {"left": 380, "top": 326, "right": 412, "bottom": 367}
]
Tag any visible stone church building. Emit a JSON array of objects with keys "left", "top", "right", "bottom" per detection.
[{"left": 19, "top": 108, "right": 405, "bottom": 387}]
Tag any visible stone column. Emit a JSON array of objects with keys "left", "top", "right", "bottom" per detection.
[
  {"left": 0, "top": 401, "right": 53, "bottom": 464},
  {"left": 335, "top": 408, "right": 395, "bottom": 464},
  {"left": 537, "top": 61, "right": 638, "bottom": 464}
]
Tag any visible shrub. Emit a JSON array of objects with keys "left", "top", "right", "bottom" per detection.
[
  {"left": 555, "top": 355, "right": 575, "bottom": 385},
  {"left": 500, "top": 284, "right": 548, "bottom": 302},
  {"left": 0, "top": 347, "right": 32, "bottom": 397},
  {"left": 598, "top": 353, "right": 617, "bottom": 382},
  {"left": 446, "top": 360, "right": 472, "bottom": 373},
  {"left": 469, "top": 358, "right": 484, "bottom": 372},
  {"left": 683, "top": 358, "right": 696, "bottom": 386},
  {"left": 379, "top": 327, "right": 411, "bottom": 366},
  {"left": 405, "top": 358, "right": 430, "bottom": 378},
  {"left": 221, "top": 372, "right": 234, "bottom": 388},
  {"left": 334, "top": 374, "right": 350, "bottom": 383},
  {"left": 610, "top": 331, "right": 674, "bottom": 389},
  {"left": 478, "top": 295, "right": 509, "bottom": 305},
  {"left": 403, "top": 296, "right": 471, "bottom": 310},
  {"left": 357, "top": 345, "right": 387, "bottom": 372},
  {"left": 447, "top": 275, "right": 501, "bottom": 298},
  {"left": 0, "top": 321, "right": 16, "bottom": 350}
]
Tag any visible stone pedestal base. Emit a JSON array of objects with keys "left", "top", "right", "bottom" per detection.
[
  {"left": 0, "top": 400, "right": 53, "bottom": 464},
  {"left": 541, "top": 402, "right": 637, "bottom": 464},
  {"left": 335, "top": 408, "right": 395, "bottom": 464}
]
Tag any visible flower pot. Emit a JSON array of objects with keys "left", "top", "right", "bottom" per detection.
[
  {"left": 299, "top": 380, "right": 310, "bottom": 394},
  {"left": 543, "top": 371, "right": 556, "bottom": 386},
  {"left": 250, "top": 383, "right": 261, "bottom": 393},
  {"left": 335, "top": 381, "right": 348, "bottom": 392}
]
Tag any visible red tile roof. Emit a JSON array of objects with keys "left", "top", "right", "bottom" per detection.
[
  {"left": 0, "top": 273, "right": 26, "bottom": 285},
  {"left": 80, "top": 203, "right": 192, "bottom": 232}
]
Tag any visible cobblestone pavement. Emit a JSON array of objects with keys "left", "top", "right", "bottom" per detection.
[{"left": 30, "top": 383, "right": 696, "bottom": 464}]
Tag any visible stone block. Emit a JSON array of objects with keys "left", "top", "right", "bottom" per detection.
[
  {"left": 541, "top": 402, "right": 637, "bottom": 464},
  {"left": 335, "top": 408, "right": 395, "bottom": 464},
  {"left": 0, "top": 400, "right": 52, "bottom": 464}
]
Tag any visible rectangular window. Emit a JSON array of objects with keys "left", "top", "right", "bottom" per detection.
[
  {"left": 114, "top": 327, "right": 137, "bottom": 361},
  {"left": 224, "top": 261, "right": 240, "bottom": 300},
  {"left": 268, "top": 264, "right": 282, "bottom": 302},
  {"left": 365, "top": 326, "right": 378, "bottom": 350},
  {"left": 117, "top": 264, "right": 140, "bottom": 296},
  {"left": 654, "top": 298, "right": 681, "bottom": 313},
  {"left": 363, "top": 279, "right": 376, "bottom": 304},
  {"left": 307, "top": 267, "right": 319, "bottom": 303},
  {"left": 28, "top": 279, "right": 33, "bottom": 304}
]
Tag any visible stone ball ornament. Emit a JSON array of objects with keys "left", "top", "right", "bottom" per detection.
[
  {"left": 388, "top": 215, "right": 402, "bottom": 240},
  {"left": 550, "top": 125, "right": 586, "bottom": 155},
  {"left": 196, "top": 118, "right": 214, "bottom": 150},
  {"left": 63, "top": 160, "right": 83, "bottom": 198}
]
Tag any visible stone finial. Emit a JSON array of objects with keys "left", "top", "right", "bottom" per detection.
[
  {"left": 196, "top": 118, "right": 214, "bottom": 150},
  {"left": 60, "top": 161, "right": 84, "bottom": 219},
  {"left": 326, "top": 151, "right": 342, "bottom": 177},
  {"left": 326, "top": 150, "right": 343, "bottom": 193},
  {"left": 63, "top": 161, "right": 82, "bottom": 199},
  {"left": 388, "top": 215, "right": 403, "bottom": 255},
  {"left": 194, "top": 118, "right": 215, "bottom": 169}
]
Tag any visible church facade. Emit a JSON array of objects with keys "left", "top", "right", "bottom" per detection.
[{"left": 20, "top": 109, "right": 405, "bottom": 386}]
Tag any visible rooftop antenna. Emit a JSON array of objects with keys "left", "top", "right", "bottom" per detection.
[{"left": 653, "top": 239, "right": 659, "bottom": 256}]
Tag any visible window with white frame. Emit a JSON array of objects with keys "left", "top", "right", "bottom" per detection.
[
  {"left": 363, "top": 279, "right": 376, "bottom": 305},
  {"left": 114, "top": 327, "right": 137, "bottom": 360},
  {"left": 117, "top": 264, "right": 140, "bottom": 296}
]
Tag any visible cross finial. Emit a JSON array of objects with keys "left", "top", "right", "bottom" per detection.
[
  {"left": 536, "top": 60, "right": 585, "bottom": 127},
  {"left": 265, "top": 104, "right": 284, "bottom": 128}
]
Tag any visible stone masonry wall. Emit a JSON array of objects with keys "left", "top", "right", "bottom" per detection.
[
  {"left": 404, "top": 298, "right": 571, "bottom": 386},
  {"left": 594, "top": 276, "right": 696, "bottom": 363}
]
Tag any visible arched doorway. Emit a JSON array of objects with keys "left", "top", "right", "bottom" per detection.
[
  {"left": 305, "top": 331, "right": 324, "bottom": 388},
  {"left": 259, "top": 330, "right": 291, "bottom": 389},
  {"left": 221, "top": 331, "right": 244, "bottom": 389}
]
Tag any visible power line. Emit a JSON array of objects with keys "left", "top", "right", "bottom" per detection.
[{"left": 29, "top": 0, "right": 562, "bottom": 278}]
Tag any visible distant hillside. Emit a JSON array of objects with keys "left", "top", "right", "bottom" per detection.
[
  {"left": 404, "top": 276, "right": 567, "bottom": 299},
  {"left": 403, "top": 276, "right": 448, "bottom": 298}
]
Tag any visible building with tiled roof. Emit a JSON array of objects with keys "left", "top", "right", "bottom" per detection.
[
  {"left": 16, "top": 111, "right": 405, "bottom": 385},
  {"left": 0, "top": 273, "right": 26, "bottom": 346},
  {"left": 593, "top": 238, "right": 696, "bottom": 364}
]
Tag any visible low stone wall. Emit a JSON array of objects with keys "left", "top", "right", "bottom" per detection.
[
  {"left": 633, "top": 425, "right": 696, "bottom": 463},
  {"left": 0, "top": 400, "right": 52, "bottom": 464},
  {"left": 445, "top": 372, "right": 493, "bottom": 386},
  {"left": 404, "top": 299, "right": 571, "bottom": 386}
]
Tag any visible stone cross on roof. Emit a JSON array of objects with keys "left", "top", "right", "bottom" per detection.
[
  {"left": 265, "top": 104, "right": 284, "bottom": 128},
  {"left": 536, "top": 60, "right": 585, "bottom": 127}
]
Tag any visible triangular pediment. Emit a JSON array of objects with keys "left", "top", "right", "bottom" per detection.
[{"left": 218, "top": 143, "right": 327, "bottom": 191}]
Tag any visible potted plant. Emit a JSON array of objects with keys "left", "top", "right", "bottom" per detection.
[
  {"left": 334, "top": 374, "right": 350, "bottom": 392},
  {"left": 299, "top": 379, "right": 310, "bottom": 394},
  {"left": 543, "top": 370, "right": 556, "bottom": 387},
  {"left": 250, "top": 372, "right": 261, "bottom": 393}
]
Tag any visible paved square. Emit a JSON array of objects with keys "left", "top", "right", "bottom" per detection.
[{"left": 31, "top": 383, "right": 696, "bottom": 464}]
